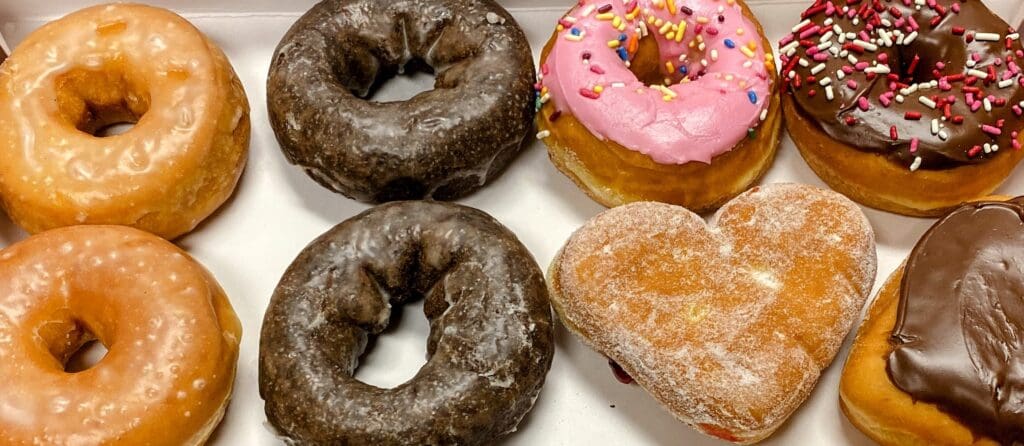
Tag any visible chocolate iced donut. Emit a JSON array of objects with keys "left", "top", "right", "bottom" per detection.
[
  {"left": 888, "top": 197, "right": 1024, "bottom": 443},
  {"left": 259, "top": 201, "right": 554, "bottom": 445},
  {"left": 267, "top": 0, "right": 535, "bottom": 202},
  {"left": 780, "top": 0, "right": 1024, "bottom": 215}
]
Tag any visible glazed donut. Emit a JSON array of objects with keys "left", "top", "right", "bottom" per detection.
[
  {"left": 548, "top": 184, "right": 877, "bottom": 443},
  {"left": 0, "top": 225, "right": 242, "bottom": 445},
  {"left": 535, "top": 0, "right": 781, "bottom": 212},
  {"left": 841, "top": 197, "right": 1024, "bottom": 445},
  {"left": 0, "top": 3, "right": 250, "bottom": 239},
  {"left": 268, "top": 0, "right": 535, "bottom": 203},
  {"left": 260, "top": 201, "right": 554, "bottom": 444},
  {"left": 781, "top": 0, "right": 1024, "bottom": 216}
]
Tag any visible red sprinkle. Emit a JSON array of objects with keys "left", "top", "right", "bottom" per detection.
[
  {"left": 890, "top": 126, "right": 899, "bottom": 140},
  {"left": 579, "top": 88, "right": 600, "bottom": 99},
  {"left": 905, "top": 111, "right": 923, "bottom": 120}
]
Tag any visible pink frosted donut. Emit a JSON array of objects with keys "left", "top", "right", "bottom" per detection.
[{"left": 535, "top": 0, "right": 782, "bottom": 211}]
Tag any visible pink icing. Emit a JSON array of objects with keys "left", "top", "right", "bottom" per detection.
[{"left": 541, "top": 0, "right": 773, "bottom": 165}]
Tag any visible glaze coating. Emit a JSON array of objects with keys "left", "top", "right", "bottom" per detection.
[
  {"left": 267, "top": 0, "right": 535, "bottom": 202},
  {"left": 260, "top": 201, "right": 554, "bottom": 445},
  {"left": 0, "top": 226, "right": 242, "bottom": 445},
  {"left": 0, "top": 3, "right": 250, "bottom": 239}
]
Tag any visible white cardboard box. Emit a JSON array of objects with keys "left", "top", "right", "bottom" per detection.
[{"left": 1, "top": 1, "right": 1023, "bottom": 444}]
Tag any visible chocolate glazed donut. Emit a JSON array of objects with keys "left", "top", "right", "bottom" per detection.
[
  {"left": 267, "top": 0, "right": 536, "bottom": 202},
  {"left": 259, "top": 201, "right": 554, "bottom": 445}
]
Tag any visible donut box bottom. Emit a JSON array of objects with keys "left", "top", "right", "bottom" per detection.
[{"left": 1, "top": 0, "right": 1023, "bottom": 444}]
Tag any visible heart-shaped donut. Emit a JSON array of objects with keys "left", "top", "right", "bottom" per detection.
[{"left": 548, "top": 183, "right": 877, "bottom": 444}]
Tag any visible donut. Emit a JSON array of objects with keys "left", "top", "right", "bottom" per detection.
[
  {"left": 0, "top": 4, "right": 250, "bottom": 239},
  {"left": 267, "top": 0, "right": 535, "bottom": 203},
  {"left": 259, "top": 201, "right": 554, "bottom": 444},
  {"left": 547, "top": 183, "right": 877, "bottom": 443},
  {"left": 841, "top": 197, "right": 1024, "bottom": 445},
  {"left": 535, "top": 0, "right": 782, "bottom": 212},
  {"left": 0, "top": 225, "right": 242, "bottom": 445},
  {"left": 780, "top": 0, "right": 1024, "bottom": 216}
]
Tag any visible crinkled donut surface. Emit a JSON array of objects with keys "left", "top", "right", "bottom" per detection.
[
  {"left": 259, "top": 201, "right": 554, "bottom": 445},
  {"left": 267, "top": 0, "right": 536, "bottom": 202}
]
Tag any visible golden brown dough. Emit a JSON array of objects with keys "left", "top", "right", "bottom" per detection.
[
  {"left": 0, "top": 225, "right": 241, "bottom": 445},
  {"left": 0, "top": 3, "right": 249, "bottom": 239},
  {"left": 839, "top": 266, "right": 1000, "bottom": 446}
]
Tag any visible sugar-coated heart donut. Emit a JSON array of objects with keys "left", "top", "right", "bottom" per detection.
[
  {"left": 0, "top": 225, "right": 242, "bottom": 445},
  {"left": 0, "top": 4, "right": 250, "bottom": 239},
  {"left": 841, "top": 197, "right": 1024, "bottom": 445},
  {"left": 549, "top": 183, "right": 877, "bottom": 444}
]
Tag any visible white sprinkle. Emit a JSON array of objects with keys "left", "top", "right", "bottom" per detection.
[
  {"left": 711, "top": 49, "right": 719, "bottom": 61},
  {"left": 819, "top": 77, "right": 833, "bottom": 86},
  {"left": 975, "top": 32, "right": 1001, "bottom": 42},
  {"left": 847, "top": 54, "right": 859, "bottom": 64},
  {"left": 820, "top": 31, "right": 834, "bottom": 42},
  {"left": 811, "top": 64, "right": 826, "bottom": 75},
  {"left": 611, "top": 82, "right": 626, "bottom": 87},
  {"left": 984, "top": 98, "right": 993, "bottom": 112},
  {"left": 1010, "top": 33, "right": 1021, "bottom": 41},
  {"left": 984, "top": 143, "right": 993, "bottom": 154},
  {"left": 866, "top": 65, "right": 891, "bottom": 74},
  {"left": 853, "top": 39, "right": 878, "bottom": 51},
  {"left": 903, "top": 31, "right": 918, "bottom": 45},
  {"left": 792, "top": 19, "right": 811, "bottom": 33},
  {"left": 1000, "top": 79, "right": 1015, "bottom": 89},
  {"left": 930, "top": 119, "right": 940, "bottom": 135},
  {"left": 836, "top": 70, "right": 846, "bottom": 80},
  {"left": 910, "top": 156, "right": 922, "bottom": 171},
  {"left": 780, "top": 41, "right": 800, "bottom": 54},
  {"left": 896, "top": 94, "right": 905, "bottom": 103},
  {"left": 938, "top": 129, "right": 949, "bottom": 140},
  {"left": 825, "top": 85, "right": 835, "bottom": 101},
  {"left": 582, "top": 4, "right": 596, "bottom": 16},
  {"left": 536, "top": 130, "right": 551, "bottom": 139},
  {"left": 919, "top": 96, "right": 937, "bottom": 109},
  {"left": 968, "top": 69, "right": 990, "bottom": 79},
  {"left": 760, "top": 108, "right": 769, "bottom": 121},
  {"left": 798, "top": 58, "right": 810, "bottom": 67}
]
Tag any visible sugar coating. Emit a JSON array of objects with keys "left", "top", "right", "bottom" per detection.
[
  {"left": 550, "top": 183, "right": 877, "bottom": 444},
  {"left": 260, "top": 201, "right": 554, "bottom": 445}
]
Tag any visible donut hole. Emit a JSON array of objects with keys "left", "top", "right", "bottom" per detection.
[
  {"left": 65, "top": 340, "right": 109, "bottom": 373},
  {"left": 53, "top": 67, "right": 151, "bottom": 138},
  {"left": 37, "top": 317, "right": 109, "bottom": 373},
  {"left": 353, "top": 299, "right": 431, "bottom": 388},
  {"left": 363, "top": 58, "right": 438, "bottom": 103},
  {"left": 630, "top": 35, "right": 674, "bottom": 85}
]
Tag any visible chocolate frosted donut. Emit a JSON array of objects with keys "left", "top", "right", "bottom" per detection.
[
  {"left": 259, "top": 201, "right": 554, "bottom": 445},
  {"left": 888, "top": 197, "right": 1024, "bottom": 443},
  {"left": 267, "top": 0, "right": 536, "bottom": 202},
  {"left": 782, "top": 0, "right": 1024, "bottom": 170}
]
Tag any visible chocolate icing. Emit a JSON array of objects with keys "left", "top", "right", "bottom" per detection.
[
  {"left": 888, "top": 198, "right": 1024, "bottom": 443},
  {"left": 782, "top": 0, "right": 1024, "bottom": 170},
  {"left": 267, "top": 0, "right": 536, "bottom": 202},
  {"left": 260, "top": 201, "right": 554, "bottom": 445}
]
